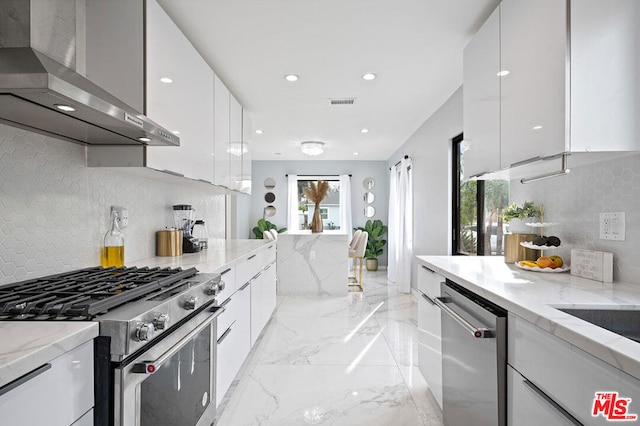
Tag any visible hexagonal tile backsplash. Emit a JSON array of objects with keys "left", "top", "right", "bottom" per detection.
[
  {"left": 0, "top": 124, "right": 225, "bottom": 285},
  {"left": 511, "top": 153, "right": 640, "bottom": 284}
]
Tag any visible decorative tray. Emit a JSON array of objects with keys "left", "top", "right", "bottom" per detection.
[
  {"left": 515, "top": 261, "right": 571, "bottom": 273},
  {"left": 525, "top": 222, "right": 559, "bottom": 227},
  {"left": 520, "top": 241, "right": 562, "bottom": 250}
]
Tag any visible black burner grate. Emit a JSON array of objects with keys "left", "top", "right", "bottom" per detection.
[{"left": 0, "top": 266, "right": 198, "bottom": 320}]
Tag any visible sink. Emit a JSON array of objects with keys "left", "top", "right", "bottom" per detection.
[{"left": 558, "top": 308, "right": 640, "bottom": 343}]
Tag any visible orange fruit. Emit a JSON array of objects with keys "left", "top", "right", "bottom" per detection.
[
  {"left": 536, "top": 256, "right": 552, "bottom": 268},
  {"left": 549, "top": 255, "right": 563, "bottom": 269}
]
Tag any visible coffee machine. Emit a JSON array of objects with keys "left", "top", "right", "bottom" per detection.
[{"left": 172, "top": 204, "right": 201, "bottom": 253}]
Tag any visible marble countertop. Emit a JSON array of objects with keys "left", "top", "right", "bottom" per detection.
[
  {"left": 283, "top": 230, "right": 347, "bottom": 235},
  {"left": 0, "top": 322, "right": 98, "bottom": 388},
  {"left": 416, "top": 255, "right": 640, "bottom": 381},
  {"left": 130, "top": 238, "right": 272, "bottom": 272}
]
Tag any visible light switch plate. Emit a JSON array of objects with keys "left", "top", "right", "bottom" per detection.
[{"left": 600, "top": 212, "right": 625, "bottom": 241}]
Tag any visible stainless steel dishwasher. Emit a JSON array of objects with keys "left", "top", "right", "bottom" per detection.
[{"left": 434, "top": 279, "right": 507, "bottom": 426}]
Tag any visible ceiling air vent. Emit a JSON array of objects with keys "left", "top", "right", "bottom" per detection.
[{"left": 330, "top": 98, "right": 356, "bottom": 105}]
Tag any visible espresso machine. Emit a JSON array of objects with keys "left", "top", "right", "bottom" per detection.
[{"left": 173, "top": 204, "right": 201, "bottom": 253}]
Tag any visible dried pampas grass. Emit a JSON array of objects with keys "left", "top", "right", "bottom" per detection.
[{"left": 303, "top": 180, "right": 329, "bottom": 204}]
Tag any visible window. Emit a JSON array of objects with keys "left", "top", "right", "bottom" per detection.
[
  {"left": 452, "top": 134, "right": 509, "bottom": 256},
  {"left": 297, "top": 178, "right": 341, "bottom": 230}
]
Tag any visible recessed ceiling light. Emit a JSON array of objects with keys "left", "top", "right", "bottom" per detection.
[
  {"left": 284, "top": 74, "right": 299, "bottom": 82},
  {"left": 139, "top": 137, "right": 151, "bottom": 142},
  {"left": 360, "top": 128, "right": 369, "bottom": 134},
  {"left": 362, "top": 73, "right": 377, "bottom": 81},
  {"left": 274, "top": 152, "right": 282, "bottom": 155},
  {"left": 497, "top": 70, "right": 510, "bottom": 77},
  {"left": 353, "top": 152, "right": 359, "bottom": 156},
  {"left": 55, "top": 104, "right": 75, "bottom": 112},
  {"left": 172, "top": 130, "right": 180, "bottom": 135},
  {"left": 532, "top": 125, "right": 543, "bottom": 130},
  {"left": 160, "top": 77, "right": 173, "bottom": 83},
  {"left": 255, "top": 129, "right": 263, "bottom": 134}
]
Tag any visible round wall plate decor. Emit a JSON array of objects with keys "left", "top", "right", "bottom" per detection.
[{"left": 265, "top": 192, "right": 276, "bottom": 203}]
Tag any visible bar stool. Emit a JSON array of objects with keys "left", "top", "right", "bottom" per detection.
[{"left": 348, "top": 231, "right": 368, "bottom": 292}]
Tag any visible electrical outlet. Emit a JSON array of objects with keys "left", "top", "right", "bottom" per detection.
[
  {"left": 112, "top": 206, "right": 129, "bottom": 228},
  {"left": 600, "top": 212, "right": 625, "bottom": 241},
  {"left": 310, "top": 250, "right": 316, "bottom": 260}
]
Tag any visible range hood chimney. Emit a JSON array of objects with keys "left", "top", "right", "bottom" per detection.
[{"left": 0, "top": 0, "right": 178, "bottom": 146}]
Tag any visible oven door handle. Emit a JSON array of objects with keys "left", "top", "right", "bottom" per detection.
[
  {"left": 434, "top": 297, "right": 493, "bottom": 338},
  {"left": 133, "top": 308, "right": 221, "bottom": 374}
]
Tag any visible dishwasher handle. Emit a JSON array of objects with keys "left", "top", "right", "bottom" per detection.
[{"left": 434, "top": 296, "right": 493, "bottom": 338}]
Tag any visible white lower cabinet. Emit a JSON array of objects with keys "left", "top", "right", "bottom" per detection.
[
  {"left": 0, "top": 340, "right": 94, "bottom": 426},
  {"left": 507, "top": 365, "right": 576, "bottom": 426},
  {"left": 250, "top": 261, "right": 277, "bottom": 347},
  {"left": 417, "top": 264, "right": 443, "bottom": 409},
  {"left": 508, "top": 313, "right": 640, "bottom": 425},
  {"left": 216, "top": 281, "right": 251, "bottom": 407}
]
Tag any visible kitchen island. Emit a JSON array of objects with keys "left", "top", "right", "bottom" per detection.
[{"left": 276, "top": 230, "right": 349, "bottom": 296}]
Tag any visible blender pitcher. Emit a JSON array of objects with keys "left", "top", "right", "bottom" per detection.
[{"left": 172, "top": 205, "right": 201, "bottom": 253}]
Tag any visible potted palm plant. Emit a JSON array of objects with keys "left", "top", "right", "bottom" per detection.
[{"left": 354, "top": 219, "right": 388, "bottom": 271}]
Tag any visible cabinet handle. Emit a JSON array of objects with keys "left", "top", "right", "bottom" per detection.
[
  {"left": 217, "top": 321, "right": 235, "bottom": 344},
  {"left": 421, "top": 265, "right": 436, "bottom": 274},
  {"left": 247, "top": 254, "right": 257, "bottom": 260},
  {"left": 239, "top": 282, "right": 251, "bottom": 291},
  {"left": 421, "top": 293, "right": 436, "bottom": 306},
  {"left": 219, "top": 297, "right": 232, "bottom": 308},
  {"left": 510, "top": 156, "right": 542, "bottom": 168},
  {"left": 0, "top": 363, "right": 51, "bottom": 397},
  {"left": 522, "top": 379, "right": 582, "bottom": 425},
  {"left": 252, "top": 271, "right": 262, "bottom": 281},
  {"left": 220, "top": 268, "right": 232, "bottom": 276},
  {"left": 469, "top": 171, "right": 488, "bottom": 179},
  {"left": 434, "top": 297, "right": 493, "bottom": 338}
]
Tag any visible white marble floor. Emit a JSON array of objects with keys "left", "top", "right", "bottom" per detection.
[{"left": 215, "top": 270, "right": 444, "bottom": 426}]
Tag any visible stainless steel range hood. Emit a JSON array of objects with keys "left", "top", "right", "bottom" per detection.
[{"left": 0, "top": 0, "right": 178, "bottom": 147}]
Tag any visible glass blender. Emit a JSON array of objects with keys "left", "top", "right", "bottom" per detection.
[{"left": 173, "top": 205, "right": 201, "bottom": 253}]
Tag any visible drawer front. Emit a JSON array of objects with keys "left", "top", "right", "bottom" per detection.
[
  {"left": 509, "top": 313, "right": 640, "bottom": 425},
  {"left": 417, "top": 290, "right": 443, "bottom": 409},
  {"left": 418, "top": 263, "right": 444, "bottom": 297},
  {"left": 0, "top": 340, "right": 94, "bottom": 426}
]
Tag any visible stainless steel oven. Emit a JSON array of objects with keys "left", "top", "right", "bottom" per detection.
[{"left": 114, "top": 304, "right": 222, "bottom": 426}]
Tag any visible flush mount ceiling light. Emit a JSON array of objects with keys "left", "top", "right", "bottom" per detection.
[
  {"left": 227, "top": 141, "right": 248, "bottom": 157},
  {"left": 55, "top": 104, "right": 75, "bottom": 112},
  {"left": 301, "top": 141, "right": 324, "bottom": 156},
  {"left": 284, "top": 74, "right": 299, "bottom": 82},
  {"left": 160, "top": 77, "right": 173, "bottom": 83},
  {"left": 362, "top": 73, "right": 377, "bottom": 81},
  {"left": 497, "top": 70, "right": 510, "bottom": 77}
]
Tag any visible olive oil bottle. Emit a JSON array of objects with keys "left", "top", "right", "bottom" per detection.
[{"left": 102, "top": 210, "right": 124, "bottom": 267}]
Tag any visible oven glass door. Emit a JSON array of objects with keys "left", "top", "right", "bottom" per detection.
[{"left": 140, "top": 324, "right": 211, "bottom": 426}]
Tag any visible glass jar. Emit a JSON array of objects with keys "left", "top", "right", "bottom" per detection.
[{"left": 102, "top": 211, "right": 125, "bottom": 267}]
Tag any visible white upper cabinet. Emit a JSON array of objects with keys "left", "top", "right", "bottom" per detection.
[
  {"left": 214, "top": 74, "right": 231, "bottom": 188},
  {"left": 145, "top": 0, "right": 214, "bottom": 182},
  {"left": 241, "top": 111, "right": 253, "bottom": 194},
  {"left": 464, "top": 0, "right": 640, "bottom": 179},
  {"left": 462, "top": 6, "right": 501, "bottom": 179},
  {"left": 500, "top": 0, "right": 567, "bottom": 169},
  {"left": 229, "top": 94, "right": 243, "bottom": 191}
]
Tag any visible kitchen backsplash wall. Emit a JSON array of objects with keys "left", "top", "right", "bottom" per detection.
[
  {"left": 0, "top": 124, "right": 225, "bottom": 285},
  {"left": 510, "top": 153, "right": 640, "bottom": 284}
]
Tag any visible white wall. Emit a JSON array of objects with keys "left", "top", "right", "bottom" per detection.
[
  {"left": 0, "top": 124, "right": 226, "bottom": 285},
  {"left": 388, "top": 86, "right": 463, "bottom": 290},
  {"left": 250, "top": 160, "right": 389, "bottom": 265}
]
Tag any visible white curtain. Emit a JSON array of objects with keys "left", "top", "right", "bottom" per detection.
[
  {"left": 339, "top": 175, "right": 352, "bottom": 238},
  {"left": 286, "top": 174, "right": 298, "bottom": 231},
  {"left": 388, "top": 157, "right": 413, "bottom": 293}
]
